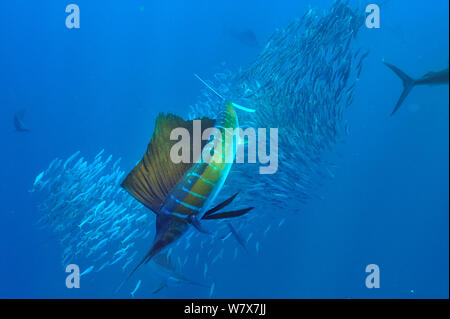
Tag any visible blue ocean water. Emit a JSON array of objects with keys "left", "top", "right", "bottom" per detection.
[{"left": 0, "top": 0, "right": 448, "bottom": 299}]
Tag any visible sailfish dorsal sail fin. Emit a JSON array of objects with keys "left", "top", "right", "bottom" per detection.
[{"left": 121, "top": 113, "right": 215, "bottom": 213}]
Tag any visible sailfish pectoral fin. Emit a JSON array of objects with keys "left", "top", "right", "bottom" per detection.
[
  {"left": 202, "top": 207, "right": 254, "bottom": 220},
  {"left": 202, "top": 192, "right": 239, "bottom": 219},
  {"left": 188, "top": 214, "right": 211, "bottom": 234}
]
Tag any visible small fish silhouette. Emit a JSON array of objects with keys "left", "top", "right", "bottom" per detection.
[{"left": 14, "top": 109, "right": 30, "bottom": 132}]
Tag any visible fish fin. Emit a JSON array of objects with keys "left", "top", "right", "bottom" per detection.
[
  {"left": 153, "top": 281, "right": 168, "bottom": 294},
  {"left": 202, "top": 207, "right": 253, "bottom": 220},
  {"left": 383, "top": 61, "right": 416, "bottom": 116},
  {"left": 117, "top": 240, "right": 162, "bottom": 293},
  {"left": 152, "top": 252, "right": 173, "bottom": 269},
  {"left": 202, "top": 192, "right": 239, "bottom": 219},
  {"left": 121, "top": 113, "right": 215, "bottom": 213},
  {"left": 227, "top": 222, "right": 248, "bottom": 251},
  {"left": 189, "top": 214, "right": 211, "bottom": 234},
  {"left": 14, "top": 108, "right": 29, "bottom": 132}
]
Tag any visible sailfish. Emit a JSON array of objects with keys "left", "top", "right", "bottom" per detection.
[
  {"left": 151, "top": 253, "right": 210, "bottom": 294},
  {"left": 120, "top": 75, "right": 255, "bottom": 281}
]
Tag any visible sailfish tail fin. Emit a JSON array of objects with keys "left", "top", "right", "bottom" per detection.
[
  {"left": 114, "top": 256, "right": 147, "bottom": 295},
  {"left": 115, "top": 246, "right": 158, "bottom": 294},
  {"left": 383, "top": 61, "right": 416, "bottom": 116}
]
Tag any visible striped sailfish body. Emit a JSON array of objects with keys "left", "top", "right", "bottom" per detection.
[
  {"left": 162, "top": 101, "right": 238, "bottom": 220},
  {"left": 121, "top": 101, "right": 240, "bottom": 267}
]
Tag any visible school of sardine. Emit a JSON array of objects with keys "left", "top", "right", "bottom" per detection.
[{"left": 30, "top": 1, "right": 367, "bottom": 296}]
